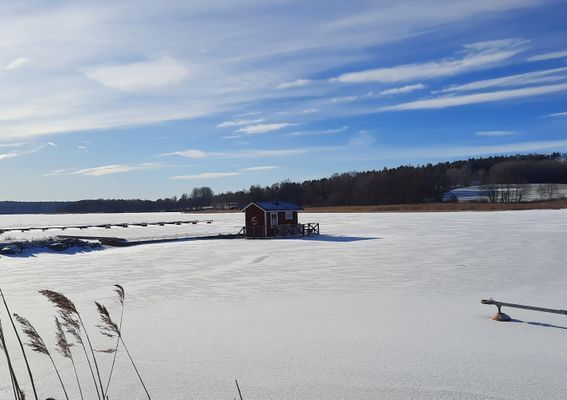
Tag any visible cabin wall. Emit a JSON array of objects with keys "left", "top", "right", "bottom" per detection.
[
  {"left": 277, "top": 211, "right": 298, "bottom": 225},
  {"left": 245, "top": 205, "right": 266, "bottom": 237}
]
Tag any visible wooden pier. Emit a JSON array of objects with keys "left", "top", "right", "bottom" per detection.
[
  {"left": 0, "top": 219, "right": 213, "bottom": 234},
  {"left": 57, "top": 232, "right": 244, "bottom": 247}
]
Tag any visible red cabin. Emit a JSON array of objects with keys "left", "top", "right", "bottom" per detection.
[{"left": 241, "top": 201, "right": 304, "bottom": 238}]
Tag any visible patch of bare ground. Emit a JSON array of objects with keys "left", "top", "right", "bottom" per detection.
[{"left": 304, "top": 199, "right": 567, "bottom": 213}]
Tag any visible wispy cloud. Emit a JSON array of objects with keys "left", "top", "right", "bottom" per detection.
[
  {"left": 381, "top": 82, "right": 567, "bottom": 111},
  {"left": 165, "top": 149, "right": 208, "bottom": 158},
  {"left": 0, "top": 1, "right": 546, "bottom": 140},
  {"left": 73, "top": 164, "right": 135, "bottom": 176},
  {"left": 171, "top": 172, "right": 240, "bottom": 180},
  {"left": 332, "top": 39, "right": 527, "bottom": 83},
  {"left": 4, "top": 57, "right": 31, "bottom": 71},
  {"left": 438, "top": 67, "right": 567, "bottom": 93},
  {"left": 162, "top": 147, "right": 326, "bottom": 159},
  {"left": 236, "top": 123, "right": 295, "bottom": 134},
  {"left": 0, "top": 143, "right": 52, "bottom": 161},
  {"left": 370, "top": 140, "right": 567, "bottom": 161},
  {"left": 277, "top": 79, "right": 313, "bottom": 89},
  {"left": 84, "top": 57, "right": 189, "bottom": 92},
  {"left": 546, "top": 111, "right": 567, "bottom": 118},
  {"left": 527, "top": 50, "right": 567, "bottom": 62},
  {"left": 217, "top": 118, "right": 264, "bottom": 128},
  {"left": 286, "top": 126, "right": 348, "bottom": 137},
  {"left": 378, "top": 83, "right": 426, "bottom": 96},
  {"left": 45, "top": 162, "right": 169, "bottom": 177},
  {"left": 171, "top": 165, "right": 280, "bottom": 180},
  {"left": 475, "top": 130, "right": 518, "bottom": 137},
  {"left": 239, "top": 166, "right": 279, "bottom": 171},
  {"left": 0, "top": 142, "right": 25, "bottom": 148}
]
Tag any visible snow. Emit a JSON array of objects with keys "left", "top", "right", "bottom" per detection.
[{"left": 1, "top": 210, "right": 567, "bottom": 399}]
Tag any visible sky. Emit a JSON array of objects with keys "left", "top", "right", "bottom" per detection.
[{"left": 1, "top": 0, "right": 566, "bottom": 201}]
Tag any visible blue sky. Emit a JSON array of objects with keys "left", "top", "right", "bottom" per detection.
[{"left": 1, "top": 0, "right": 566, "bottom": 200}]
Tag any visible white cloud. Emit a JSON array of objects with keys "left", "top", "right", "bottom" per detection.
[
  {"left": 4, "top": 57, "right": 31, "bottom": 71},
  {"left": 0, "top": 1, "right": 546, "bottom": 139},
  {"left": 286, "top": 126, "right": 348, "bottom": 137},
  {"left": 43, "top": 168, "right": 73, "bottom": 176},
  {"left": 0, "top": 144, "right": 52, "bottom": 161},
  {"left": 378, "top": 83, "right": 426, "bottom": 96},
  {"left": 333, "top": 39, "right": 527, "bottom": 83},
  {"left": 475, "top": 130, "right": 518, "bottom": 137},
  {"left": 171, "top": 172, "right": 240, "bottom": 180},
  {"left": 46, "top": 162, "right": 169, "bottom": 176},
  {"left": 217, "top": 118, "right": 264, "bottom": 128},
  {"left": 381, "top": 82, "right": 567, "bottom": 111},
  {"left": 330, "top": 96, "right": 359, "bottom": 103},
  {"left": 84, "top": 57, "right": 189, "bottom": 92},
  {"left": 528, "top": 50, "right": 567, "bottom": 62},
  {"left": 546, "top": 111, "right": 567, "bottom": 118},
  {"left": 277, "top": 79, "right": 313, "bottom": 89},
  {"left": 73, "top": 164, "right": 134, "bottom": 176},
  {"left": 163, "top": 147, "right": 312, "bottom": 159},
  {"left": 439, "top": 67, "right": 567, "bottom": 93},
  {"left": 239, "top": 166, "right": 279, "bottom": 171},
  {"left": 0, "top": 142, "right": 25, "bottom": 148},
  {"left": 164, "top": 149, "right": 208, "bottom": 158},
  {"left": 301, "top": 108, "right": 317, "bottom": 114},
  {"left": 235, "top": 111, "right": 262, "bottom": 117},
  {"left": 0, "top": 152, "right": 21, "bottom": 161},
  {"left": 370, "top": 140, "right": 567, "bottom": 161},
  {"left": 236, "top": 123, "right": 294, "bottom": 134}
]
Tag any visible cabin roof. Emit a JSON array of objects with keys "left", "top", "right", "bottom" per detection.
[{"left": 242, "top": 201, "right": 303, "bottom": 212}]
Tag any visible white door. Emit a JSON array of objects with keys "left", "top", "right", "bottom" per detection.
[{"left": 270, "top": 212, "right": 278, "bottom": 226}]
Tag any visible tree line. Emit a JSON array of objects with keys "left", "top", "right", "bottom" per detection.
[{"left": 1, "top": 153, "right": 566, "bottom": 214}]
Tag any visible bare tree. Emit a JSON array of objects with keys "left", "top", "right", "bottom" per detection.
[
  {"left": 481, "top": 183, "right": 499, "bottom": 203},
  {"left": 537, "top": 183, "right": 559, "bottom": 200}
]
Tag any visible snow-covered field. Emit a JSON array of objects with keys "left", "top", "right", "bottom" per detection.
[{"left": 1, "top": 210, "right": 567, "bottom": 399}]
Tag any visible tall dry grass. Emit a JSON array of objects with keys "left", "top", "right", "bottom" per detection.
[{"left": 0, "top": 285, "right": 151, "bottom": 400}]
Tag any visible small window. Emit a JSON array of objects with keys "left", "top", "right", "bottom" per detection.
[{"left": 285, "top": 211, "right": 293, "bottom": 220}]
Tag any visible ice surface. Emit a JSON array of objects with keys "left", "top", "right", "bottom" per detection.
[{"left": 1, "top": 210, "right": 566, "bottom": 399}]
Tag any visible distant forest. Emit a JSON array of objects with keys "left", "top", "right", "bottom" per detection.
[{"left": 1, "top": 153, "right": 567, "bottom": 214}]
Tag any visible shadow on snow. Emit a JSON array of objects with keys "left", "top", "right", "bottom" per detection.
[
  {"left": 299, "top": 235, "right": 380, "bottom": 243},
  {"left": 510, "top": 318, "right": 567, "bottom": 331}
]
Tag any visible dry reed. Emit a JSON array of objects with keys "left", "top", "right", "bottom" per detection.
[{"left": 13, "top": 314, "right": 69, "bottom": 400}]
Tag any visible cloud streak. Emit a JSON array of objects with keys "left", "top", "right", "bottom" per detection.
[
  {"left": 333, "top": 39, "right": 527, "bottom": 83},
  {"left": 163, "top": 147, "right": 311, "bottom": 159},
  {"left": 378, "top": 84, "right": 426, "bottom": 96},
  {"left": 438, "top": 67, "right": 567, "bottom": 93},
  {"left": 45, "top": 162, "right": 169, "bottom": 176},
  {"left": 475, "top": 130, "right": 518, "bottom": 137},
  {"left": 528, "top": 50, "right": 567, "bottom": 62},
  {"left": 286, "top": 126, "right": 348, "bottom": 136},
  {"left": 236, "top": 123, "right": 295, "bottom": 134},
  {"left": 217, "top": 118, "right": 264, "bottom": 128},
  {"left": 381, "top": 82, "right": 567, "bottom": 111}
]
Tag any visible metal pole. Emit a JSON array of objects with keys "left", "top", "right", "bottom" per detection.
[{"left": 481, "top": 299, "right": 567, "bottom": 316}]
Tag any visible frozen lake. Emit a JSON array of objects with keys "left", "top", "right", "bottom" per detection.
[{"left": 1, "top": 210, "right": 567, "bottom": 399}]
